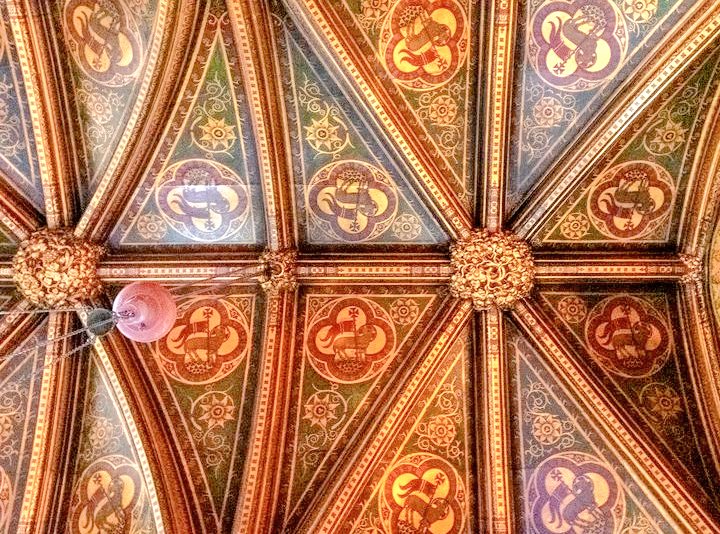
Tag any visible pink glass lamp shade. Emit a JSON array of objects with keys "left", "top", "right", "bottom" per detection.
[{"left": 112, "top": 282, "right": 177, "bottom": 343}]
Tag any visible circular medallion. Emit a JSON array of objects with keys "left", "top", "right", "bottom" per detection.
[
  {"left": 64, "top": 0, "right": 143, "bottom": 86},
  {"left": 307, "top": 160, "right": 399, "bottom": 242},
  {"left": 528, "top": 451, "right": 625, "bottom": 534},
  {"left": 588, "top": 161, "right": 673, "bottom": 240},
  {"left": 306, "top": 297, "right": 396, "bottom": 383},
  {"left": 380, "top": 0, "right": 468, "bottom": 90},
  {"left": 585, "top": 295, "right": 671, "bottom": 377},
  {"left": 157, "top": 298, "right": 250, "bottom": 384},
  {"left": 380, "top": 453, "right": 465, "bottom": 534},
  {"left": 70, "top": 455, "right": 145, "bottom": 533},
  {"left": 154, "top": 159, "right": 250, "bottom": 242},
  {"left": 529, "top": 0, "right": 628, "bottom": 91}
]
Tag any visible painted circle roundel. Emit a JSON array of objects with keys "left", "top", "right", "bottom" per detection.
[
  {"left": 157, "top": 298, "right": 249, "bottom": 384},
  {"left": 584, "top": 295, "right": 671, "bottom": 378},
  {"left": 307, "top": 160, "right": 399, "bottom": 242},
  {"left": 380, "top": 0, "right": 468, "bottom": 90},
  {"left": 155, "top": 159, "right": 250, "bottom": 243},
  {"left": 529, "top": 0, "right": 628, "bottom": 91},
  {"left": 64, "top": 0, "right": 143, "bottom": 87},
  {"left": 306, "top": 297, "right": 396, "bottom": 383},
  {"left": 70, "top": 455, "right": 145, "bottom": 533},
  {"left": 528, "top": 451, "right": 625, "bottom": 533},
  {"left": 587, "top": 160, "right": 673, "bottom": 240}
]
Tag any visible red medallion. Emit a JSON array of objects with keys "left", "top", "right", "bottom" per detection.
[
  {"left": 306, "top": 297, "right": 396, "bottom": 383},
  {"left": 585, "top": 295, "right": 671, "bottom": 377},
  {"left": 157, "top": 299, "right": 249, "bottom": 384},
  {"left": 381, "top": 0, "right": 467, "bottom": 90},
  {"left": 70, "top": 456, "right": 143, "bottom": 534},
  {"left": 588, "top": 161, "right": 673, "bottom": 239},
  {"left": 382, "top": 453, "right": 465, "bottom": 534}
]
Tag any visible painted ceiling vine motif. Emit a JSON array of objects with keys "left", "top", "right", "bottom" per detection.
[
  {"left": 507, "top": 321, "right": 673, "bottom": 534},
  {"left": 537, "top": 287, "right": 720, "bottom": 511},
  {"left": 348, "top": 329, "right": 473, "bottom": 534},
  {"left": 0, "top": 6, "right": 42, "bottom": 210},
  {"left": 711, "top": 226, "right": 720, "bottom": 330},
  {"left": 336, "top": 0, "right": 481, "bottom": 206},
  {"left": 280, "top": 286, "right": 443, "bottom": 525},
  {"left": 1, "top": 0, "right": 720, "bottom": 532},
  {"left": 509, "top": 0, "right": 702, "bottom": 213},
  {"left": 135, "top": 287, "right": 262, "bottom": 533},
  {"left": 56, "top": 0, "right": 161, "bottom": 196},
  {"left": 68, "top": 351, "right": 160, "bottom": 534},
  {"left": 111, "top": 0, "right": 265, "bottom": 248},
  {"left": 275, "top": 8, "right": 450, "bottom": 246},
  {"left": 538, "top": 45, "right": 720, "bottom": 247},
  {"left": 0, "top": 323, "right": 46, "bottom": 534}
]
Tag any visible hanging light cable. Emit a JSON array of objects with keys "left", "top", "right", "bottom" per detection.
[{"left": 0, "top": 261, "right": 268, "bottom": 365}]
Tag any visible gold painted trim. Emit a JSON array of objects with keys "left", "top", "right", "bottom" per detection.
[
  {"left": 513, "top": 301, "right": 720, "bottom": 532},
  {"left": 0, "top": 300, "right": 40, "bottom": 356},
  {"left": 533, "top": 255, "right": 689, "bottom": 282},
  {"left": 0, "top": 261, "right": 11, "bottom": 282},
  {"left": 483, "top": 1, "right": 515, "bottom": 230},
  {"left": 233, "top": 291, "right": 297, "bottom": 533},
  {"left": 228, "top": 0, "right": 295, "bottom": 250},
  {"left": 481, "top": 308, "right": 514, "bottom": 532},
  {"left": 0, "top": 174, "right": 41, "bottom": 241},
  {"left": 18, "top": 312, "right": 62, "bottom": 532},
  {"left": 514, "top": 6, "right": 720, "bottom": 237},
  {"left": 92, "top": 254, "right": 695, "bottom": 285},
  {"left": 678, "top": 284, "right": 720, "bottom": 480},
  {"left": 96, "top": 256, "right": 452, "bottom": 283},
  {"left": 7, "top": 0, "right": 75, "bottom": 227},
  {"left": 680, "top": 89, "right": 720, "bottom": 254}
]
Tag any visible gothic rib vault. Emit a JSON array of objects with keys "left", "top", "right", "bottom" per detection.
[{"left": 0, "top": 0, "right": 720, "bottom": 532}]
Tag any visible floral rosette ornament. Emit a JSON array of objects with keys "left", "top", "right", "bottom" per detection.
[
  {"left": 13, "top": 228, "right": 104, "bottom": 308},
  {"left": 259, "top": 248, "right": 298, "bottom": 292},
  {"left": 449, "top": 229, "right": 535, "bottom": 310}
]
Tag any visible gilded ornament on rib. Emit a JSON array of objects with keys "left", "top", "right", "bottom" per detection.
[
  {"left": 12, "top": 228, "right": 104, "bottom": 308},
  {"left": 449, "top": 229, "right": 535, "bottom": 310},
  {"left": 259, "top": 249, "right": 298, "bottom": 292},
  {"left": 679, "top": 253, "right": 702, "bottom": 285}
]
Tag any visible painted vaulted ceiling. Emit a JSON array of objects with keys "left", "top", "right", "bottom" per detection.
[{"left": 0, "top": 0, "right": 720, "bottom": 532}]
